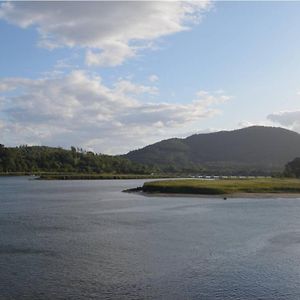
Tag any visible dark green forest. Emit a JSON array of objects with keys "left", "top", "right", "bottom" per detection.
[
  {"left": 284, "top": 158, "right": 300, "bottom": 178},
  {"left": 1, "top": 128, "right": 300, "bottom": 177},
  {"left": 125, "top": 126, "right": 300, "bottom": 175},
  {"left": 0, "top": 144, "right": 155, "bottom": 174}
]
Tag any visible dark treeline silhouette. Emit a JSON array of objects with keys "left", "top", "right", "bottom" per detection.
[
  {"left": 125, "top": 126, "right": 300, "bottom": 175},
  {"left": 2, "top": 126, "right": 300, "bottom": 176},
  {"left": 0, "top": 144, "right": 155, "bottom": 174},
  {"left": 284, "top": 158, "right": 300, "bottom": 178}
]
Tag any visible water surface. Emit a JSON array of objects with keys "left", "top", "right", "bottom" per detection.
[{"left": 1, "top": 177, "right": 300, "bottom": 299}]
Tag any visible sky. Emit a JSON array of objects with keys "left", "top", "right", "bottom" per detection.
[{"left": 0, "top": 1, "right": 300, "bottom": 154}]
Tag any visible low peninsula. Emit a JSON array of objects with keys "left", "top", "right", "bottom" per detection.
[{"left": 125, "top": 178, "right": 300, "bottom": 196}]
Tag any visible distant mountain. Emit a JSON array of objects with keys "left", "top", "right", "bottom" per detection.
[{"left": 124, "top": 126, "right": 300, "bottom": 175}]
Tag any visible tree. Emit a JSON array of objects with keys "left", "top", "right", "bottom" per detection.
[
  {"left": 0, "top": 144, "right": 155, "bottom": 174},
  {"left": 284, "top": 158, "right": 300, "bottom": 178}
]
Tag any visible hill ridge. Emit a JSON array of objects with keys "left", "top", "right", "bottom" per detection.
[{"left": 124, "top": 126, "right": 300, "bottom": 175}]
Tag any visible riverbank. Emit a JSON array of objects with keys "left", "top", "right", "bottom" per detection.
[
  {"left": 125, "top": 178, "right": 300, "bottom": 196},
  {"left": 0, "top": 172, "right": 175, "bottom": 180},
  {"left": 37, "top": 173, "right": 174, "bottom": 180}
]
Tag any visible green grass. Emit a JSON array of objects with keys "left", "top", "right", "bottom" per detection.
[{"left": 142, "top": 178, "right": 300, "bottom": 195}]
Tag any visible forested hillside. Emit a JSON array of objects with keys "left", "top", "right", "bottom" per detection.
[
  {"left": 284, "top": 157, "right": 300, "bottom": 178},
  {"left": 125, "top": 126, "right": 300, "bottom": 175},
  {"left": 0, "top": 145, "right": 153, "bottom": 174},
  {"left": 2, "top": 126, "right": 300, "bottom": 176}
]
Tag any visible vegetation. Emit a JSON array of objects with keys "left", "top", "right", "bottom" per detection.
[
  {"left": 139, "top": 178, "right": 300, "bottom": 195},
  {"left": 284, "top": 158, "right": 300, "bottom": 178},
  {"left": 1, "top": 132, "right": 299, "bottom": 180},
  {"left": 38, "top": 173, "right": 172, "bottom": 180},
  {"left": 124, "top": 126, "right": 300, "bottom": 175},
  {"left": 0, "top": 144, "right": 156, "bottom": 175}
]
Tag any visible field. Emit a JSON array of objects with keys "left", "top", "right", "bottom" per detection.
[{"left": 141, "top": 178, "right": 300, "bottom": 195}]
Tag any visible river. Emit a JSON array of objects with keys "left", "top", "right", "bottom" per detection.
[{"left": 1, "top": 177, "right": 300, "bottom": 299}]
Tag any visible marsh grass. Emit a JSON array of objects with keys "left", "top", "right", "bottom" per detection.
[{"left": 142, "top": 178, "right": 300, "bottom": 195}]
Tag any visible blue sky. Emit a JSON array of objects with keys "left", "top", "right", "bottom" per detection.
[{"left": 0, "top": 1, "right": 300, "bottom": 154}]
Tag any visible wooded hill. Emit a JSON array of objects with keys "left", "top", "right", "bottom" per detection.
[
  {"left": 124, "top": 126, "right": 300, "bottom": 175},
  {"left": 2, "top": 126, "right": 300, "bottom": 176},
  {"left": 285, "top": 157, "right": 300, "bottom": 178},
  {"left": 0, "top": 145, "right": 154, "bottom": 174}
]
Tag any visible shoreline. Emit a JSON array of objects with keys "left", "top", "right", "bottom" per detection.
[
  {"left": 124, "top": 178, "right": 300, "bottom": 198},
  {"left": 0, "top": 173, "right": 176, "bottom": 181},
  {"left": 124, "top": 189, "right": 300, "bottom": 199}
]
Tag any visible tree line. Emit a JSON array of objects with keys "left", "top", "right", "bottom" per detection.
[
  {"left": 0, "top": 143, "right": 299, "bottom": 177},
  {"left": 0, "top": 144, "right": 156, "bottom": 174},
  {"left": 284, "top": 157, "right": 300, "bottom": 178}
]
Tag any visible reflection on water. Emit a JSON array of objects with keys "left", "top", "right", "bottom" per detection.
[{"left": 0, "top": 177, "right": 300, "bottom": 299}]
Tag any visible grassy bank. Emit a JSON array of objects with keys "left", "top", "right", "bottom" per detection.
[{"left": 140, "top": 178, "right": 300, "bottom": 195}]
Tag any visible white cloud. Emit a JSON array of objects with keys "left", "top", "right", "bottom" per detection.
[
  {"left": 0, "top": 82, "right": 11, "bottom": 92},
  {"left": 149, "top": 74, "right": 159, "bottom": 83},
  {"left": 237, "top": 120, "right": 272, "bottom": 128},
  {"left": 0, "top": 1, "right": 211, "bottom": 66},
  {"left": 195, "top": 90, "right": 230, "bottom": 106},
  {"left": 114, "top": 80, "right": 158, "bottom": 97},
  {"left": 0, "top": 71, "right": 230, "bottom": 154},
  {"left": 85, "top": 43, "right": 136, "bottom": 67},
  {"left": 267, "top": 110, "right": 300, "bottom": 132}
]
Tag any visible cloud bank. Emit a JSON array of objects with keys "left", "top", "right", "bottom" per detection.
[
  {"left": 0, "top": 71, "right": 230, "bottom": 154},
  {"left": 0, "top": 1, "right": 211, "bottom": 66},
  {"left": 0, "top": 0, "right": 228, "bottom": 154},
  {"left": 267, "top": 110, "right": 300, "bottom": 132}
]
